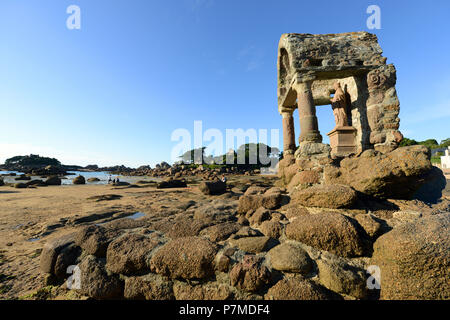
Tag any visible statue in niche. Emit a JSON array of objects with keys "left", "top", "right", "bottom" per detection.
[{"left": 330, "top": 82, "right": 349, "bottom": 128}]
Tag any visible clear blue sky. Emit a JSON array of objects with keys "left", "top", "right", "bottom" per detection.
[{"left": 1, "top": 0, "right": 449, "bottom": 167}]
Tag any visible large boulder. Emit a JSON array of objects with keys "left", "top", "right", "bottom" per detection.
[
  {"left": 106, "top": 233, "right": 164, "bottom": 275},
  {"left": 285, "top": 212, "right": 367, "bottom": 258},
  {"left": 124, "top": 274, "right": 174, "bottom": 300},
  {"left": 198, "top": 180, "right": 226, "bottom": 195},
  {"left": 78, "top": 255, "right": 124, "bottom": 299},
  {"left": 156, "top": 179, "right": 187, "bottom": 189},
  {"left": 316, "top": 257, "right": 367, "bottom": 299},
  {"left": 45, "top": 176, "right": 61, "bottom": 186},
  {"left": 290, "top": 184, "right": 357, "bottom": 209},
  {"left": 72, "top": 175, "right": 86, "bottom": 185},
  {"left": 325, "top": 145, "right": 444, "bottom": 200},
  {"left": 74, "top": 225, "right": 121, "bottom": 257},
  {"left": 229, "top": 255, "right": 271, "bottom": 292},
  {"left": 267, "top": 242, "right": 313, "bottom": 274},
  {"left": 370, "top": 213, "right": 450, "bottom": 300},
  {"left": 237, "top": 193, "right": 282, "bottom": 214},
  {"left": 265, "top": 277, "right": 338, "bottom": 300},
  {"left": 173, "top": 282, "right": 233, "bottom": 300},
  {"left": 40, "top": 233, "right": 81, "bottom": 280},
  {"left": 149, "top": 237, "right": 218, "bottom": 280}
]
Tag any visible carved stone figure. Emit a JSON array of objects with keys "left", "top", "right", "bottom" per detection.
[{"left": 330, "top": 82, "right": 348, "bottom": 128}]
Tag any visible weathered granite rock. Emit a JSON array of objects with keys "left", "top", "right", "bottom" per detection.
[
  {"left": 124, "top": 274, "right": 174, "bottom": 300},
  {"left": 230, "top": 255, "right": 271, "bottom": 292},
  {"left": 173, "top": 282, "right": 233, "bottom": 300},
  {"left": 156, "top": 178, "right": 187, "bottom": 189},
  {"left": 265, "top": 277, "right": 337, "bottom": 300},
  {"left": 370, "top": 213, "right": 450, "bottom": 300},
  {"left": 285, "top": 212, "right": 367, "bottom": 257},
  {"left": 316, "top": 257, "right": 367, "bottom": 299},
  {"left": 267, "top": 243, "right": 313, "bottom": 274},
  {"left": 74, "top": 225, "right": 121, "bottom": 257},
  {"left": 40, "top": 233, "right": 81, "bottom": 279},
  {"left": 78, "top": 255, "right": 124, "bottom": 300},
  {"left": 259, "top": 220, "right": 283, "bottom": 239},
  {"left": 248, "top": 207, "right": 271, "bottom": 226},
  {"left": 199, "top": 222, "right": 240, "bottom": 242},
  {"left": 354, "top": 213, "right": 383, "bottom": 238},
  {"left": 237, "top": 193, "right": 282, "bottom": 214},
  {"left": 325, "top": 145, "right": 443, "bottom": 200},
  {"left": 198, "top": 180, "right": 227, "bottom": 195},
  {"left": 290, "top": 184, "right": 357, "bottom": 209},
  {"left": 229, "top": 236, "right": 276, "bottom": 254},
  {"left": 149, "top": 237, "right": 217, "bottom": 280},
  {"left": 72, "top": 175, "right": 86, "bottom": 185},
  {"left": 45, "top": 176, "right": 61, "bottom": 186},
  {"left": 106, "top": 233, "right": 164, "bottom": 275}
]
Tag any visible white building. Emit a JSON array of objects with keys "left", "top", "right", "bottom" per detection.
[{"left": 441, "top": 147, "right": 450, "bottom": 169}]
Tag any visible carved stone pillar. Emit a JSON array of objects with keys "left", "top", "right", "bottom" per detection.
[
  {"left": 282, "top": 110, "right": 296, "bottom": 155},
  {"left": 296, "top": 81, "right": 322, "bottom": 143}
]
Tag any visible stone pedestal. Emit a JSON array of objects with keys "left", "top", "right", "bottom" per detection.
[{"left": 327, "top": 126, "right": 357, "bottom": 156}]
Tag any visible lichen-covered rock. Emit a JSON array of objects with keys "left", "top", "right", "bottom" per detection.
[
  {"left": 267, "top": 243, "right": 313, "bottom": 274},
  {"left": 248, "top": 207, "right": 271, "bottom": 226},
  {"left": 326, "top": 145, "right": 443, "bottom": 200},
  {"left": 259, "top": 220, "right": 283, "bottom": 239},
  {"left": 156, "top": 178, "right": 187, "bottom": 189},
  {"left": 265, "top": 277, "right": 337, "bottom": 300},
  {"left": 74, "top": 225, "right": 121, "bottom": 257},
  {"left": 229, "top": 236, "right": 276, "bottom": 254},
  {"left": 124, "top": 274, "right": 174, "bottom": 300},
  {"left": 106, "top": 233, "right": 164, "bottom": 275},
  {"left": 173, "top": 281, "right": 233, "bottom": 300},
  {"left": 45, "top": 176, "right": 61, "bottom": 186},
  {"left": 284, "top": 205, "right": 310, "bottom": 220},
  {"left": 316, "top": 258, "right": 367, "bottom": 299},
  {"left": 198, "top": 180, "right": 227, "bottom": 195},
  {"left": 72, "top": 175, "right": 86, "bottom": 185},
  {"left": 290, "top": 184, "right": 357, "bottom": 209},
  {"left": 285, "top": 212, "right": 367, "bottom": 257},
  {"left": 78, "top": 255, "right": 124, "bottom": 300},
  {"left": 149, "top": 237, "right": 218, "bottom": 280},
  {"left": 230, "top": 255, "right": 271, "bottom": 292},
  {"left": 40, "top": 233, "right": 81, "bottom": 279},
  {"left": 237, "top": 193, "right": 282, "bottom": 214},
  {"left": 370, "top": 213, "right": 450, "bottom": 300},
  {"left": 199, "top": 222, "right": 240, "bottom": 242},
  {"left": 354, "top": 213, "right": 383, "bottom": 238}
]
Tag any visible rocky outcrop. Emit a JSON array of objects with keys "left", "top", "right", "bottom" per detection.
[
  {"left": 78, "top": 255, "right": 124, "bottom": 299},
  {"left": 198, "top": 180, "right": 226, "bottom": 195},
  {"left": 325, "top": 146, "right": 444, "bottom": 201},
  {"left": 44, "top": 176, "right": 62, "bottom": 186},
  {"left": 265, "top": 277, "right": 337, "bottom": 300},
  {"left": 72, "top": 175, "right": 86, "bottom": 185},
  {"left": 290, "top": 184, "right": 357, "bottom": 209},
  {"left": 267, "top": 242, "right": 313, "bottom": 274},
  {"left": 156, "top": 178, "right": 187, "bottom": 189},
  {"left": 285, "top": 212, "right": 367, "bottom": 258},
  {"left": 371, "top": 213, "right": 450, "bottom": 300},
  {"left": 149, "top": 237, "right": 218, "bottom": 280},
  {"left": 229, "top": 255, "right": 271, "bottom": 292}
]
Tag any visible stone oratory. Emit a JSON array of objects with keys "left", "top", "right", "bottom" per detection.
[{"left": 278, "top": 32, "right": 402, "bottom": 159}]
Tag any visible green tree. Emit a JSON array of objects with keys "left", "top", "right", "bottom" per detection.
[{"left": 179, "top": 147, "right": 206, "bottom": 164}]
